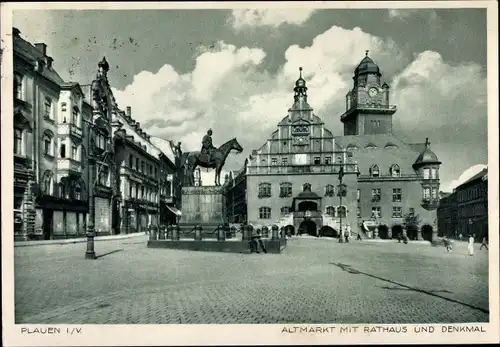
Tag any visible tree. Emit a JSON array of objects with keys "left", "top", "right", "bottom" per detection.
[{"left": 403, "top": 212, "right": 421, "bottom": 240}]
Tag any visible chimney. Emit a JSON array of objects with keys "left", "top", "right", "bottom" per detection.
[
  {"left": 13, "top": 28, "right": 21, "bottom": 37},
  {"left": 35, "top": 43, "right": 47, "bottom": 56},
  {"left": 45, "top": 56, "right": 53, "bottom": 69},
  {"left": 126, "top": 106, "right": 131, "bottom": 118}
]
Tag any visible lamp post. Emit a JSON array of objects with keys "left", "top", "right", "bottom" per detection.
[
  {"left": 85, "top": 119, "right": 96, "bottom": 260},
  {"left": 337, "top": 165, "right": 345, "bottom": 243}
]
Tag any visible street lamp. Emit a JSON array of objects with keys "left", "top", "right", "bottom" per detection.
[
  {"left": 84, "top": 119, "right": 97, "bottom": 260},
  {"left": 337, "top": 165, "right": 346, "bottom": 242}
]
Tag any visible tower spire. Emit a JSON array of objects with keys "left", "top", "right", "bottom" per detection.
[
  {"left": 425, "top": 137, "right": 430, "bottom": 148},
  {"left": 299, "top": 66, "right": 303, "bottom": 78},
  {"left": 365, "top": 50, "right": 369, "bottom": 56}
]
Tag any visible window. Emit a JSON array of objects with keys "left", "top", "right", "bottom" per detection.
[
  {"left": 72, "top": 145, "right": 77, "bottom": 160},
  {"left": 392, "top": 188, "right": 402, "bottom": 202},
  {"left": 314, "top": 157, "right": 321, "bottom": 165},
  {"left": 423, "top": 187, "right": 431, "bottom": 200},
  {"left": 154, "top": 168, "right": 158, "bottom": 178},
  {"left": 409, "top": 208, "right": 415, "bottom": 216},
  {"left": 74, "top": 183, "right": 81, "bottom": 200},
  {"left": 99, "top": 166, "right": 109, "bottom": 186},
  {"left": 337, "top": 206, "right": 347, "bottom": 218},
  {"left": 281, "top": 207, "right": 290, "bottom": 216},
  {"left": 357, "top": 206, "right": 361, "bottom": 218},
  {"left": 271, "top": 158, "right": 277, "bottom": 166},
  {"left": 141, "top": 186, "right": 145, "bottom": 199},
  {"left": 282, "top": 157, "right": 288, "bottom": 166},
  {"left": 14, "top": 73, "right": 23, "bottom": 100},
  {"left": 149, "top": 165, "right": 153, "bottom": 176},
  {"left": 60, "top": 143, "right": 66, "bottom": 158},
  {"left": 325, "top": 184, "right": 335, "bottom": 197},
  {"left": 392, "top": 207, "right": 403, "bottom": 218},
  {"left": 371, "top": 188, "right": 381, "bottom": 202},
  {"left": 141, "top": 161, "right": 145, "bottom": 173},
  {"left": 129, "top": 183, "right": 133, "bottom": 198},
  {"left": 129, "top": 155, "right": 134, "bottom": 168},
  {"left": 390, "top": 164, "right": 401, "bottom": 177},
  {"left": 258, "top": 183, "right": 271, "bottom": 198},
  {"left": 325, "top": 156, "right": 332, "bottom": 165},
  {"left": 136, "top": 158, "right": 139, "bottom": 170},
  {"left": 370, "top": 165, "right": 380, "bottom": 177},
  {"left": 259, "top": 207, "right": 271, "bottom": 219},
  {"left": 61, "top": 102, "right": 67, "bottom": 113},
  {"left": 431, "top": 168, "right": 438, "bottom": 179},
  {"left": 44, "top": 97, "right": 53, "bottom": 119},
  {"left": 423, "top": 168, "right": 430, "bottom": 179},
  {"left": 279, "top": 182, "right": 292, "bottom": 198},
  {"left": 431, "top": 187, "right": 438, "bottom": 199},
  {"left": 14, "top": 128, "right": 23, "bottom": 155},
  {"left": 72, "top": 107, "right": 79, "bottom": 126},
  {"left": 356, "top": 189, "right": 360, "bottom": 202},
  {"left": 371, "top": 207, "right": 381, "bottom": 219},
  {"left": 326, "top": 206, "right": 335, "bottom": 216},
  {"left": 42, "top": 171, "right": 54, "bottom": 195}
]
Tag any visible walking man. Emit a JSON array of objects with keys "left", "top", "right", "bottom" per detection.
[{"left": 480, "top": 237, "right": 488, "bottom": 250}]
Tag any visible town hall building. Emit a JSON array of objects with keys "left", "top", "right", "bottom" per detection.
[{"left": 224, "top": 52, "right": 441, "bottom": 241}]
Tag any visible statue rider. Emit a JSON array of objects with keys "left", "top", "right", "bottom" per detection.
[{"left": 201, "top": 129, "right": 216, "bottom": 162}]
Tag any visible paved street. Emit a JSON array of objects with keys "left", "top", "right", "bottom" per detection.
[{"left": 14, "top": 237, "right": 489, "bottom": 324}]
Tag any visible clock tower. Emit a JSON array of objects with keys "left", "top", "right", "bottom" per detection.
[{"left": 341, "top": 51, "right": 397, "bottom": 136}]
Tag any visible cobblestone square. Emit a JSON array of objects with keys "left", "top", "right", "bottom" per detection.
[{"left": 14, "top": 237, "right": 489, "bottom": 324}]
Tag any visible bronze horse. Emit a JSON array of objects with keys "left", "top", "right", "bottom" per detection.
[{"left": 182, "top": 138, "right": 243, "bottom": 186}]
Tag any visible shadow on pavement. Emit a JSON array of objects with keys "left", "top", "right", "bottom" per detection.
[
  {"left": 330, "top": 262, "right": 489, "bottom": 314},
  {"left": 96, "top": 249, "right": 124, "bottom": 259},
  {"left": 377, "top": 285, "right": 453, "bottom": 294}
]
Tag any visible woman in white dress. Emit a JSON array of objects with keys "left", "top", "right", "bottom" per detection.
[{"left": 468, "top": 234, "right": 475, "bottom": 256}]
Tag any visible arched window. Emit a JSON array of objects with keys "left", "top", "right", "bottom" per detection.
[
  {"left": 326, "top": 206, "right": 336, "bottom": 217},
  {"left": 74, "top": 182, "right": 82, "bottom": 200},
  {"left": 325, "top": 184, "right": 335, "bottom": 197},
  {"left": 43, "top": 130, "right": 54, "bottom": 157},
  {"left": 279, "top": 182, "right": 292, "bottom": 198},
  {"left": 303, "top": 183, "right": 311, "bottom": 191},
  {"left": 370, "top": 165, "right": 380, "bottom": 177},
  {"left": 259, "top": 207, "right": 271, "bottom": 219},
  {"left": 337, "top": 206, "right": 347, "bottom": 218},
  {"left": 258, "top": 183, "right": 271, "bottom": 198},
  {"left": 390, "top": 164, "right": 401, "bottom": 177},
  {"left": 41, "top": 170, "right": 54, "bottom": 195}
]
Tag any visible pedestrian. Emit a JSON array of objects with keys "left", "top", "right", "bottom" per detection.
[
  {"left": 250, "top": 228, "right": 267, "bottom": 254},
  {"left": 468, "top": 234, "right": 475, "bottom": 256},
  {"left": 356, "top": 233, "right": 362, "bottom": 241},
  {"left": 397, "top": 233, "right": 401, "bottom": 243},
  {"left": 480, "top": 237, "right": 488, "bottom": 250},
  {"left": 443, "top": 237, "right": 452, "bottom": 253},
  {"left": 459, "top": 233, "right": 463, "bottom": 242}
]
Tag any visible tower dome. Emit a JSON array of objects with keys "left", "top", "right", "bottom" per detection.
[
  {"left": 413, "top": 137, "right": 441, "bottom": 169},
  {"left": 354, "top": 51, "right": 381, "bottom": 76},
  {"left": 295, "top": 67, "right": 307, "bottom": 88}
]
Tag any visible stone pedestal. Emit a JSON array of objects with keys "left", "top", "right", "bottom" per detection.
[
  {"left": 374, "top": 227, "right": 380, "bottom": 239},
  {"left": 194, "top": 225, "right": 203, "bottom": 241},
  {"left": 272, "top": 225, "right": 279, "bottom": 240},
  {"left": 158, "top": 226, "right": 166, "bottom": 240},
  {"left": 243, "top": 225, "right": 253, "bottom": 241},
  {"left": 149, "top": 226, "right": 157, "bottom": 241},
  {"left": 179, "top": 186, "right": 227, "bottom": 237}
]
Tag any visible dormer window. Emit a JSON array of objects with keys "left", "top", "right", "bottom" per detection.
[
  {"left": 390, "top": 164, "right": 401, "bottom": 177},
  {"left": 346, "top": 144, "right": 358, "bottom": 151},
  {"left": 370, "top": 165, "right": 380, "bottom": 177},
  {"left": 365, "top": 143, "right": 377, "bottom": 150},
  {"left": 385, "top": 142, "right": 398, "bottom": 149}
]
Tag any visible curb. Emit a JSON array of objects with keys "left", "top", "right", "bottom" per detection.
[{"left": 14, "top": 232, "right": 147, "bottom": 248}]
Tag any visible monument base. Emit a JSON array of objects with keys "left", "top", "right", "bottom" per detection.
[
  {"left": 147, "top": 239, "right": 286, "bottom": 254},
  {"left": 178, "top": 186, "right": 227, "bottom": 237}
]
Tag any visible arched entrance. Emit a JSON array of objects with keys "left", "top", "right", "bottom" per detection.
[
  {"left": 407, "top": 225, "right": 418, "bottom": 240},
  {"left": 391, "top": 225, "right": 403, "bottom": 239},
  {"left": 319, "top": 226, "right": 338, "bottom": 238},
  {"left": 378, "top": 225, "right": 389, "bottom": 239},
  {"left": 284, "top": 225, "right": 295, "bottom": 236},
  {"left": 297, "top": 200, "right": 318, "bottom": 211},
  {"left": 298, "top": 220, "right": 317, "bottom": 236},
  {"left": 421, "top": 224, "right": 433, "bottom": 241}
]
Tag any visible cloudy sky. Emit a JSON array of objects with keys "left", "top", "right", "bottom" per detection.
[{"left": 13, "top": 7, "right": 488, "bottom": 191}]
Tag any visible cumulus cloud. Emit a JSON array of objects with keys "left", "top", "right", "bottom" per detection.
[
  {"left": 228, "top": 9, "right": 316, "bottom": 29},
  {"left": 112, "top": 25, "right": 487, "bottom": 191},
  {"left": 388, "top": 9, "right": 416, "bottom": 20},
  {"left": 442, "top": 164, "right": 488, "bottom": 193}
]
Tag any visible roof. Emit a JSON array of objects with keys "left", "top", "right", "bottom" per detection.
[
  {"left": 413, "top": 146, "right": 441, "bottom": 168},
  {"left": 354, "top": 55, "right": 381, "bottom": 76},
  {"left": 296, "top": 191, "right": 321, "bottom": 199},
  {"left": 13, "top": 34, "right": 65, "bottom": 85},
  {"left": 459, "top": 168, "right": 488, "bottom": 187},
  {"left": 149, "top": 136, "right": 176, "bottom": 163}
]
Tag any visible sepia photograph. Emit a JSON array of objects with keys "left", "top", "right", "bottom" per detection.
[{"left": 1, "top": 1, "right": 498, "bottom": 346}]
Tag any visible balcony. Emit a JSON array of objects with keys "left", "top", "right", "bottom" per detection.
[
  {"left": 294, "top": 210, "right": 323, "bottom": 219},
  {"left": 57, "top": 158, "right": 82, "bottom": 174},
  {"left": 358, "top": 174, "right": 420, "bottom": 182},
  {"left": 58, "top": 123, "right": 83, "bottom": 139},
  {"left": 340, "top": 102, "right": 397, "bottom": 121}
]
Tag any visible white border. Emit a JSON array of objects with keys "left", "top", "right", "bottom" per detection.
[{"left": 1, "top": 1, "right": 499, "bottom": 346}]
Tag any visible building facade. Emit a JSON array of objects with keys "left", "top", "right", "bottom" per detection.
[
  {"left": 437, "top": 191, "right": 457, "bottom": 238},
  {"left": 12, "top": 29, "right": 179, "bottom": 240},
  {"left": 225, "top": 54, "right": 442, "bottom": 241},
  {"left": 13, "top": 28, "right": 90, "bottom": 240}
]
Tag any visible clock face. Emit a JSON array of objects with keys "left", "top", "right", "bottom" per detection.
[{"left": 368, "top": 87, "right": 378, "bottom": 97}]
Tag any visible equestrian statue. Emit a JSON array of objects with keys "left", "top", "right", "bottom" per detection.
[{"left": 180, "top": 129, "right": 243, "bottom": 186}]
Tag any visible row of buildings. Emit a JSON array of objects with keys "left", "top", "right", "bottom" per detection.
[
  {"left": 224, "top": 53, "right": 443, "bottom": 241},
  {"left": 12, "top": 28, "right": 181, "bottom": 241},
  {"left": 437, "top": 168, "right": 488, "bottom": 241}
]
